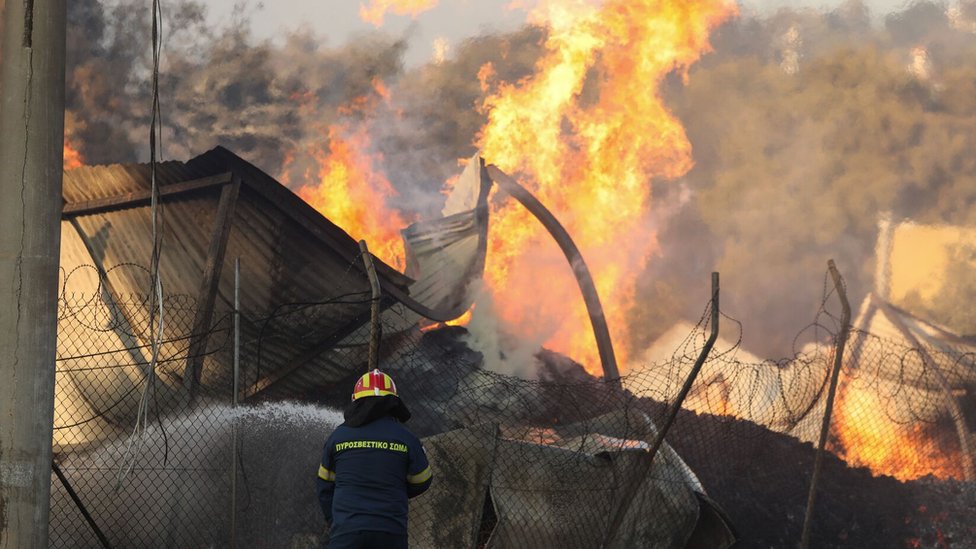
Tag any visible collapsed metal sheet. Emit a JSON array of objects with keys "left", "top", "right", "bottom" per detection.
[
  {"left": 408, "top": 426, "right": 495, "bottom": 548},
  {"left": 487, "top": 439, "right": 634, "bottom": 548},
  {"left": 56, "top": 148, "right": 419, "bottom": 449},
  {"left": 853, "top": 293, "right": 976, "bottom": 389},
  {"left": 543, "top": 409, "right": 733, "bottom": 549},
  {"left": 401, "top": 153, "right": 490, "bottom": 322},
  {"left": 409, "top": 410, "right": 735, "bottom": 549},
  {"left": 628, "top": 321, "right": 825, "bottom": 432}
]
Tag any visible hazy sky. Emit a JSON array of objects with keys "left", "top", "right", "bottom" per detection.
[{"left": 204, "top": 0, "right": 916, "bottom": 66}]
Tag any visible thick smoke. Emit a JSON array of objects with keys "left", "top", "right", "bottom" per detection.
[
  {"left": 371, "top": 0, "right": 976, "bottom": 358},
  {"left": 65, "top": 0, "right": 209, "bottom": 163},
  {"left": 647, "top": 0, "right": 976, "bottom": 356},
  {"left": 365, "top": 26, "right": 545, "bottom": 218},
  {"left": 66, "top": 0, "right": 976, "bottom": 360}
]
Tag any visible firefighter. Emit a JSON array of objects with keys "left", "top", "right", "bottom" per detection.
[{"left": 317, "top": 369, "right": 432, "bottom": 549}]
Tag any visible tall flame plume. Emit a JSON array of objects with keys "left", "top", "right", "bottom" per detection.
[
  {"left": 475, "top": 0, "right": 736, "bottom": 373},
  {"left": 289, "top": 80, "right": 407, "bottom": 269},
  {"left": 297, "top": 124, "right": 408, "bottom": 269}
]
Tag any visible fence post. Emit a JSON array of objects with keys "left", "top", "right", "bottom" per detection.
[
  {"left": 358, "top": 240, "right": 382, "bottom": 371},
  {"left": 602, "top": 272, "right": 719, "bottom": 547},
  {"left": 646, "top": 272, "right": 720, "bottom": 464},
  {"left": 800, "top": 259, "right": 851, "bottom": 549}
]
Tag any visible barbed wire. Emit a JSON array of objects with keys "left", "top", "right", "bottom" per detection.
[{"left": 48, "top": 261, "right": 976, "bottom": 548}]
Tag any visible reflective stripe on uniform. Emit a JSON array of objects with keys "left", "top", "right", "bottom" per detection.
[
  {"left": 318, "top": 464, "right": 336, "bottom": 481},
  {"left": 406, "top": 466, "right": 431, "bottom": 484}
]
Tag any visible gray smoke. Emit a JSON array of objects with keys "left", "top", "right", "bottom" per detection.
[{"left": 642, "top": 0, "right": 976, "bottom": 357}]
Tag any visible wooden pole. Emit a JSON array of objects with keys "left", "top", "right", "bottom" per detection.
[
  {"left": 0, "top": 0, "right": 66, "bottom": 546},
  {"left": 230, "top": 258, "right": 240, "bottom": 548},
  {"left": 645, "top": 272, "right": 720, "bottom": 464},
  {"left": 185, "top": 174, "right": 241, "bottom": 404}
]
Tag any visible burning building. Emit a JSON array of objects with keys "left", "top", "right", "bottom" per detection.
[
  {"left": 52, "top": 140, "right": 976, "bottom": 548},
  {"left": 837, "top": 216, "right": 976, "bottom": 481},
  {"left": 53, "top": 147, "right": 736, "bottom": 548},
  {"left": 633, "top": 215, "right": 976, "bottom": 485}
]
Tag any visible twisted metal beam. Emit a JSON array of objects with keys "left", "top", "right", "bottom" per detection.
[{"left": 485, "top": 165, "right": 620, "bottom": 382}]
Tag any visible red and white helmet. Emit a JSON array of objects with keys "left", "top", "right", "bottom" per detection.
[{"left": 351, "top": 369, "right": 399, "bottom": 401}]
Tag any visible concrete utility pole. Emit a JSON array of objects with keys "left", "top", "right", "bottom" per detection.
[{"left": 0, "top": 0, "right": 67, "bottom": 547}]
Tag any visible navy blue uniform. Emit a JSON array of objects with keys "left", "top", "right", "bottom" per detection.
[{"left": 317, "top": 415, "right": 432, "bottom": 544}]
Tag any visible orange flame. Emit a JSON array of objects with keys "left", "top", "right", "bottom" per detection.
[
  {"left": 420, "top": 306, "right": 474, "bottom": 333},
  {"left": 359, "top": 0, "right": 438, "bottom": 26},
  {"left": 63, "top": 136, "right": 84, "bottom": 170},
  {"left": 446, "top": 307, "right": 474, "bottom": 327},
  {"left": 831, "top": 382, "right": 964, "bottom": 480},
  {"left": 475, "top": 0, "right": 736, "bottom": 373},
  {"left": 298, "top": 125, "right": 407, "bottom": 269},
  {"left": 288, "top": 78, "right": 407, "bottom": 269}
]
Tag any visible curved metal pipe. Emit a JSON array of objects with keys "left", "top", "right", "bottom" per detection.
[{"left": 485, "top": 165, "right": 620, "bottom": 382}]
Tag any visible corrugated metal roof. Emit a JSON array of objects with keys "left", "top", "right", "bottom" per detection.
[
  {"left": 56, "top": 146, "right": 486, "bottom": 445},
  {"left": 401, "top": 154, "right": 490, "bottom": 320}
]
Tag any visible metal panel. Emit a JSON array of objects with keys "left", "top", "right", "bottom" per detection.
[
  {"left": 58, "top": 145, "right": 494, "bottom": 413},
  {"left": 58, "top": 147, "right": 413, "bottom": 419}
]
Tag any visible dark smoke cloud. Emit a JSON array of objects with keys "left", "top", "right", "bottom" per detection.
[
  {"left": 641, "top": 0, "right": 976, "bottom": 356},
  {"left": 66, "top": 0, "right": 976, "bottom": 359},
  {"left": 66, "top": 0, "right": 543, "bottom": 215},
  {"left": 65, "top": 0, "right": 208, "bottom": 163},
  {"left": 164, "top": 27, "right": 408, "bottom": 178}
]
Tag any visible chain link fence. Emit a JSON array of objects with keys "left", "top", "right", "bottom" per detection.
[{"left": 50, "top": 262, "right": 976, "bottom": 548}]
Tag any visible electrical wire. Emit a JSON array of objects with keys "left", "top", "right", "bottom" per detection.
[{"left": 115, "top": 0, "right": 167, "bottom": 490}]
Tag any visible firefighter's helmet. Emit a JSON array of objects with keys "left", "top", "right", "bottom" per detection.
[{"left": 351, "top": 369, "right": 399, "bottom": 401}]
